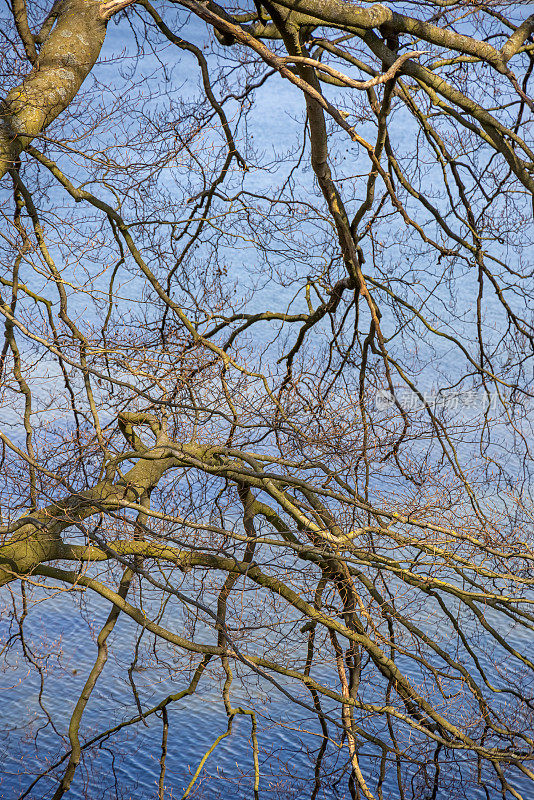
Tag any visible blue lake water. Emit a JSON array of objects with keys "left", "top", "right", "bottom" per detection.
[
  {"left": 1, "top": 5, "right": 533, "bottom": 799},
  {"left": 2, "top": 568, "right": 533, "bottom": 800}
]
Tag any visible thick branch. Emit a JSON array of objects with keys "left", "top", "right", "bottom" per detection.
[
  {"left": 0, "top": 444, "right": 176, "bottom": 587},
  {"left": 12, "top": 0, "right": 37, "bottom": 63},
  {"left": 0, "top": 0, "right": 127, "bottom": 180}
]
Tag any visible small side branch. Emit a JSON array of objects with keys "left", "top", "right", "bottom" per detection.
[{"left": 281, "top": 50, "right": 426, "bottom": 89}]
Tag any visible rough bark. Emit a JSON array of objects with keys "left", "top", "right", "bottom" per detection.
[
  {"left": 0, "top": 0, "right": 108, "bottom": 180},
  {"left": 0, "top": 444, "right": 176, "bottom": 587}
]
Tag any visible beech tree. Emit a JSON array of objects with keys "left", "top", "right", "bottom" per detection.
[{"left": 1, "top": 1, "right": 533, "bottom": 798}]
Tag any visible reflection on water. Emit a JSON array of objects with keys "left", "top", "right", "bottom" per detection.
[
  {"left": 0, "top": 586, "right": 333, "bottom": 799},
  {"left": 1, "top": 578, "right": 533, "bottom": 800}
]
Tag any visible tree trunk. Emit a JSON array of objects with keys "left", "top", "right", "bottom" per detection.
[{"left": 0, "top": 0, "right": 107, "bottom": 180}]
